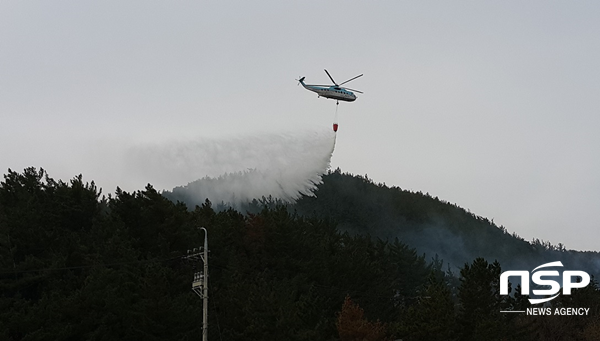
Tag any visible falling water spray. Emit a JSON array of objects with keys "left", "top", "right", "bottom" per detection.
[{"left": 128, "top": 128, "right": 337, "bottom": 207}]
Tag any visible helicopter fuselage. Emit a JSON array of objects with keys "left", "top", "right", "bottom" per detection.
[{"left": 300, "top": 83, "right": 357, "bottom": 102}]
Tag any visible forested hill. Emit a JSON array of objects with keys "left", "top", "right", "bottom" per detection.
[
  {"left": 290, "top": 169, "right": 600, "bottom": 275},
  {"left": 4, "top": 167, "right": 600, "bottom": 340},
  {"left": 168, "top": 168, "right": 600, "bottom": 276}
]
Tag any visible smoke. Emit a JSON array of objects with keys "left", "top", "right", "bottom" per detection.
[{"left": 128, "top": 128, "right": 336, "bottom": 207}]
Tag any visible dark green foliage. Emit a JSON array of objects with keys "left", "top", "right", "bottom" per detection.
[
  {"left": 3, "top": 167, "right": 600, "bottom": 340},
  {"left": 291, "top": 169, "right": 600, "bottom": 279},
  {"left": 200, "top": 207, "right": 431, "bottom": 340},
  {"left": 0, "top": 168, "right": 431, "bottom": 340},
  {"left": 457, "top": 258, "right": 511, "bottom": 340},
  {"left": 0, "top": 168, "right": 201, "bottom": 340},
  {"left": 399, "top": 273, "right": 457, "bottom": 341}
]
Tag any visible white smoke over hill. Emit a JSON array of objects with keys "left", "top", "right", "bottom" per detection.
[{"left": 128, "top": 129, "right": 336, "bottom": 207}]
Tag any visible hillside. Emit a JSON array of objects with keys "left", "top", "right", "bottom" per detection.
[
  {"left": 168, "top": 168, "right": 600, "bottom": 277},
  {"left": 291, "top": 169, "right": 600, "bottom": 276}
]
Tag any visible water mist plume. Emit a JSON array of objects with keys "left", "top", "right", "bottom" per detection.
[{"left": 129, "top": 129, "right": 336, "bottom": 208}]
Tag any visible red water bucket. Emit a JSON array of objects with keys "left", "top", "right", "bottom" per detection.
[{"left": 333, "top": 123, "right": 338, "bottom": 132}]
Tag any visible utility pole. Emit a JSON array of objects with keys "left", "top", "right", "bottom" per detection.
[{"left": 184, "top": 227, "right": 208, "bottom": 341}]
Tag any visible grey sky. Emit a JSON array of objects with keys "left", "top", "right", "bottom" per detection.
[{"left": 1, "top": 1, "right": 599, "bottom": 250}]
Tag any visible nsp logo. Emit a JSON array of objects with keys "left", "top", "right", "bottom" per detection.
[{"left": 500, "top": 261, "right": 590, "bottom": 304}]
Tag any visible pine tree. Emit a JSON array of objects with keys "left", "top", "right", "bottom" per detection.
[{"left": 457, "top": 258, "right": 512, "bottom": 340}]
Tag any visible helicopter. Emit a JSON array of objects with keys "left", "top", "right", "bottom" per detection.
[{"left": 297, "top": 69, "right": 363, "bottom": 103}]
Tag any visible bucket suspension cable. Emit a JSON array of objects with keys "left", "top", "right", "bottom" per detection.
[{"left": 333, "top": 100, "right": 339, "bottom": 132}]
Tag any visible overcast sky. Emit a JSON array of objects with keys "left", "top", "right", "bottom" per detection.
[{"left": 1, "top": 1, "right": 599, "bottom": 251}]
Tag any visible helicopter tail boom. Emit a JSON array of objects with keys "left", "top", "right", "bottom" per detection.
[{"left": 296, "top": 76, "right": 306, "bottom": 87}]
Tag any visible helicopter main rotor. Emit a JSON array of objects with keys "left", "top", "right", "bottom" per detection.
[{"left": 324, "top": 69, "right": 363, "bottom": 93}]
